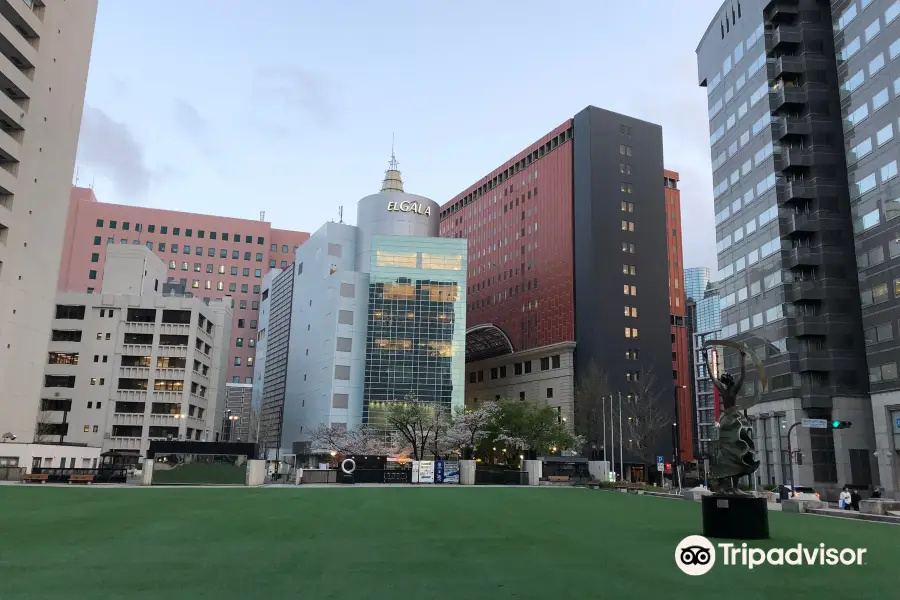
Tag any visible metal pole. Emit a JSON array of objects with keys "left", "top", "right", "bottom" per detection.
[
  {"left": 610, "top": 393, "right": 616, "bottom": 480},
  {"left": 618, "top": 392, "right": 624, "bottom": 482},
  {"left": 602, "top": 396, "right": 607, "bottom": 467},
  {"left": 786, "top": 421, "right": 800, "bottom": 495}
]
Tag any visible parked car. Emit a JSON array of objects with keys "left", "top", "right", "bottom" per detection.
[{"left": 772, "top": 484, "right": 820, "bottom": 502}]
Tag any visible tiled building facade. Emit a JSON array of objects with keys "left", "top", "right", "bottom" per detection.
[{"left": 57, "top": 187, "right": 309, "bottom": 385}]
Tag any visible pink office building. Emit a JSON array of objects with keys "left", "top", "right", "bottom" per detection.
[{"left": 58, "top": 187, "right": 310, "bottom": 384}]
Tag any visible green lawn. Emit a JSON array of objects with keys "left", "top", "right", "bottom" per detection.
[{"left": 0, "top": 486, "right": 896, "bottom": 599}]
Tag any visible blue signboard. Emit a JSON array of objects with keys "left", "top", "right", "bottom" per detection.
[
  {"left": 656, "top": 455, "right": 664, "bottom": 464},
  {"left": 896, "top": 417, "right": 900, "bottom": 429},
  {"left": 435, "top": 460, "right": 445, "bottom": 484}
]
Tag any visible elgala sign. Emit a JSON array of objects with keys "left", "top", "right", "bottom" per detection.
[{"left": 387, "top": 200, "right": 431, "bottom": 217}]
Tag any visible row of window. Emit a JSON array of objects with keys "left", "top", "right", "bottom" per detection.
[
  {"left": 91, "top": 236, "right": 288, "bottom": 266},
  {"left": 716, "top": 199, "right": 777, "bottom": 254},
  {"left": 836, "top": 0, "right": 898, "bottom": 36},
  {"left": 706, "top": 21, "right": 764, "bottom": 99},
  {"left": 467, "top": 355, "right": 562, "bottom": 383},
  {"left": 93, "top": 220, "right": 297, "bottom": 253}
]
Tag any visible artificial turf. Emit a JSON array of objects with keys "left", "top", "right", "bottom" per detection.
[{"left": 0, "top": 486, "right": 896, "bottom": 599}]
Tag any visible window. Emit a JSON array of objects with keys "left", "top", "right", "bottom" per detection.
[
  {"left": 271, "top": 243, "right": 277, "bottom": 251},
  {"left": 619, "top": 145, "right": 632, "bottom": 156},
  {"left": 88, "top": 270, "right": 97, "bottom": 280},
  {"left": 871, "top": 53, "right": 886, "bottom": 75},
  {"left": 234, "top": 357, "right": 241, "bottom": 366},
  {"left": 888, "top": 1, "right": 900, "bottom": 25},
  {"left": 551, "top": 355, "right": 560, "bottom": 369},
  {"left": 878, "top": 124, "right": 893, "bottom": 147},
  {"left": 882, "top": 160, "right": 898, "bottom": 182},
  {"left": 256, "top": 253, "right": 263, "bottom": 262},
  {"left": 93, "top": 236, "right": 101, "bottom": 246},
  {"left": 865, "top": 18, "right": 881, "bottom": 42},
  {"left": 873, "top": 88, "right": 890, "bottom": 111}
]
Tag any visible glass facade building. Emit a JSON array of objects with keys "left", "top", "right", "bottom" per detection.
[
  {"left": 255, "top": 160, "right": 468, "bottom": 457},
  {"left": 363, "top": 236, "right": 467, "bottom": 432},
  {"left": 684, "top": 267, "right": 712, "bottom": 303}
]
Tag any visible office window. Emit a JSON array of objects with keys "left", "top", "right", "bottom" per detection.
[
  {"left": 255, "top": 269, "right": 262, "bottom": 277},
  {"left": 185, "top": 229, "right": 192, "bottom": 237},
  {"left": 256, "top": 253, "right": 263, "bottom": 262},
  {"left": 242, "top": 267, "right": 250, "bottom": 276},
  {"left": 231, "top": 266, "right": 238, "bottom": 276},
  {"left": 88, "top": 270, "right": 97, "bottom": 280}
]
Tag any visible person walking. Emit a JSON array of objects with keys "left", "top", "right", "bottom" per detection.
[{"left": 839, "top": 486, "right": 851, "bottom": 510}]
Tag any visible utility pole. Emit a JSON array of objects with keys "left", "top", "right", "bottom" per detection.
[{"left": 602, "top": 396, "right": 607, "bottom": 467}]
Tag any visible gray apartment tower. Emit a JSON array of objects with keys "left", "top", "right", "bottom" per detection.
[{"left": 697, "top": 0, "right": 900, "bottom": 496}]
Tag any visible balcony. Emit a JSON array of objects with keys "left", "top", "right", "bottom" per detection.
[
  {"left": 124, "top": 321, "right": 154, "bottom": 334},
  {"left": 113, "top": 414, "right": 145, "bottom": 426},
  {"left": 116, "top": 390, "right": 148, "bottom": 402},
  {"left": 108, "top": 437, "right": 142, "bottom": 450},
  {"left": 0, "top": 49, "right": 32, "bottom": 101},
  {"left": 154, "top": 368, "right": 186, "bottom": 380},
  {"left": 783, "top": 212, "right": 819, "bottom": 235},
  {"left": 149, "top": 414, "right": 186, "bottom": 426},
  {"left": 192, "top": 369, "right": 209, "bottom": 383},
  {"left": 119, "top": 366, "right": 150, "bottom": 378},
  {"left": 152, "top": 390, "right": 184, "bottom": 402},
  {"left": 122, "top": 343, "right": 153, "bottom": 355},
  {"left": 772, "top": 56, "right": 803, "bottom": 79},
  {"left": 770, "top": 85, "right": 807, "bottom": 110},
  {"left": 772, "top": 116, "right": 810, "bottom": 140},
  {"left": 159, "top": 323, "right": 190, "bottom": 335},
  {"left": 0, "top": 164, "right": 16, "bottom": 197},
  {"left": 790, "top": 316, "right": 827, "bottom": 337},
  {"left": 787, "top": 280, "right": 825, "bottom": 302},
  {"left": 777, "top": 180, "right": 815, "bottom": 204},
  {"left": 157, "top": 345, "right": 187, "bottom": 358},
  {"left": 783, "top": 247, "right": 821, "bottom": 268},
  {"left": 776, "top": 148, "right": 812, "bottom": 171},
  {"left": 766, "top": 0, "right": 800, "bottom": 22},
  {"left": 796, "top": 350, "right": 830, "bottom": 372},
  {"left": 770, "top": 25, "right": 801, "bottom": 51}
]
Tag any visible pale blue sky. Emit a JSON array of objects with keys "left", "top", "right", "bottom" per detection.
[{"left": 76, "top": 0, "right": 723, "bottom": 270}]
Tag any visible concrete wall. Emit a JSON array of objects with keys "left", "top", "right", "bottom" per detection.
[
  {"left": 871, "top": 390, "right": 900, "bottom": 496},
  {"left": 0, "top": 443, "right": 101, "bottom": 474},
  {"left": 101, "top": 246, "right": 167, "bottom": 296},
  {"left": 0, "top": 0, "right": 98, "bottom": 442}
]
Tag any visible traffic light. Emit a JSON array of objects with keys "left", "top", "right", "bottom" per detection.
[{"left": 830, "top": 420, "right": 852, "bottom": 429}]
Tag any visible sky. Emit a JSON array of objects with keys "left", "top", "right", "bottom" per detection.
[{"left": 76, "top": 0, "right": 724, "bottom": 271}]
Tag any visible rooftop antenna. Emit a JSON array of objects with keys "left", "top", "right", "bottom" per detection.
[
  {"left": 260, "top": 210, "right": 265, "bottom": 222},
  {"left": 74, "top": 166, "right": 80, "bottom": 186},
  {"left": 338, "top": 206, "right": 344, "bottom": 224},
  {"left": 381, "top": 134, "right": 404, "bottom": 192}
]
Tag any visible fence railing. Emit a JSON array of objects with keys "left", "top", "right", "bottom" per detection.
[{"left": 30, "top": 467, "right": 129, "bottom": 483}]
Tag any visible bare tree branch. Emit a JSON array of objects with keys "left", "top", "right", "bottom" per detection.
[{"left": 621, "top": 366, "right": 672, "bottom": 464}]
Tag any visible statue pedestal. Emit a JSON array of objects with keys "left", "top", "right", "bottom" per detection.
[{"left": 702, "top": 494, "right": 769, "bottom": 540}]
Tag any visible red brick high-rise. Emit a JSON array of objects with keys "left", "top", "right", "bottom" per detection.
[
  {"left": 441, "top": 105, "right": 684, "bottom": 480},
  {"left": 664, "top": 170, "right": 693, "bottom": 464}
]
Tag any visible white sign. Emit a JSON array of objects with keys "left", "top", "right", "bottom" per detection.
[
  {"left": 802, "top": 418, "right": 828, "bottom": 429},
  {"left": 657, "top": 462, "right": 665, "bottom": 473},
  {"left": 418, "top": 460, "right": 435, "bottom": 484},
  {"left": 411, "top": 461, "right": 420, "bottom": 483},
  {"left": 387, "top": 200, "right": 431, "bottom": 217}
]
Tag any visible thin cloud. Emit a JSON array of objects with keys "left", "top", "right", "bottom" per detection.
[
  {"left": 254, "top": 66, "right": 335, "bottom": 127},
  {"left": 172, "top": 98, "right": 215, "bottom": 155},
  {"left": 77, "top": 105, "right": 152, "bottom": 199}
]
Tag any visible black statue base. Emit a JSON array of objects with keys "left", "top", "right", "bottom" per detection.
[
  {"left": 337, "top": 472, "right": 354, "bottom": 485},
  {"left": 702, "top": 494, "right": 769, "bottom": 540}
]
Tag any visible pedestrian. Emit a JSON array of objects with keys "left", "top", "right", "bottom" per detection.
[
  {"left": 839, "top": 486, "right": 851, "bottom": 510},
  {"left": 872, "top": 486, "right": 883, "bottom": 499},
  {"left": 850, "top": 488, "right": 862, "bottom": 511}
]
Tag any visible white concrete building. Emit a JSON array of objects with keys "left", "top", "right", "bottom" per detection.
[
  {"left": 40, "top": 246, "right": 232, "bottom": 458},
  {"left": 0, "top": 441, "right": 101, "bottom": 475},
  {"left": 0, "top": 0, "right": 98, "bottom": 442},
  {"left": 463, "top": 341, "right": 576, "bottom": 426},
  {"left": 256, "top": 157, "right": 467, "bottom": 456}
]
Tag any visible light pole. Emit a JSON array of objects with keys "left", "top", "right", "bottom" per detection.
[
  {"left": 174, "top": 413, "right": 186, "bottom": 441},
  {"left": 227, "top": 414, "right": 239, "bottom": 442}
]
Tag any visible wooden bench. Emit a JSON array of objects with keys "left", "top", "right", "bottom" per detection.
[
  {"left": 23, "top": 474, "right": 49, "bottom": 484},
  {"left": 548, "top": 475, "right": 570, "bottom": 482},
  {"left": 68, "top": 474, "right": 94, "bottom": 485}
]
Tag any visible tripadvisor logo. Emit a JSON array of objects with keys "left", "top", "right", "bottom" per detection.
[{"left": 674, "top": 535, "right": 867, "bottom": 576}]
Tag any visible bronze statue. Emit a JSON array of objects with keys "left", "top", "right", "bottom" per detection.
[{"left": 703, "top": 342, "right": 761, "bottom": 495}]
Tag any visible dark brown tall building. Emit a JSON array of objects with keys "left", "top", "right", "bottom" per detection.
[{"left": 442, "top": 105, "right": 688, "bottom": 479}]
